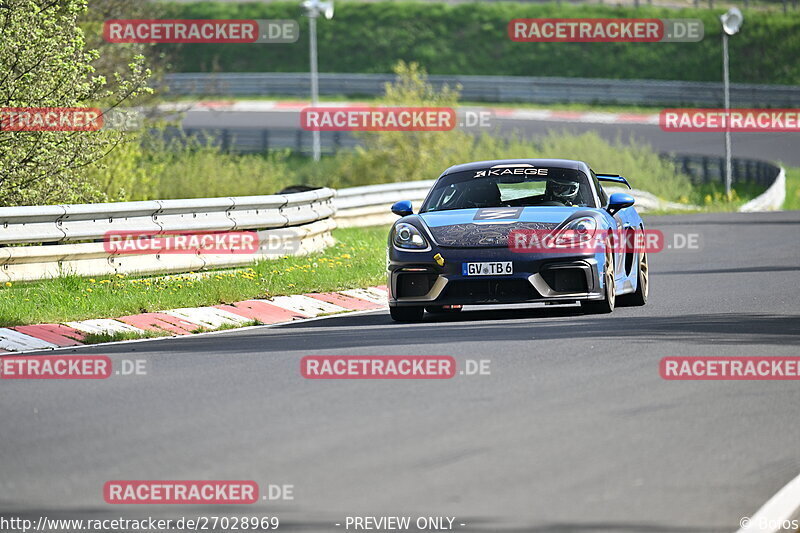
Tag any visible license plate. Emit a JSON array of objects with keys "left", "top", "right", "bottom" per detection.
[{"left": 462, "top": 261, "right": 513, "bottom": 276}]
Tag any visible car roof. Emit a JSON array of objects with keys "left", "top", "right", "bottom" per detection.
[{"left": 440, "top": 159, "right": 591, "bottom": 176}]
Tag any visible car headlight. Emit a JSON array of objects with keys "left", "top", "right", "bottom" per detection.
[
  {"left": 392, "top": 222, "right": 429, "bottom": 250},
  {"left": 554, "top": 216, "right": 597, "bottom": 246}
]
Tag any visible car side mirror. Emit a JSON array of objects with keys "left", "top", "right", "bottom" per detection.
[
  {"left": 391, "top": 200, "right": 413, "bottom": 217},
  {"left": 607, "top": 193, "right": 634, "bottom": 216}
]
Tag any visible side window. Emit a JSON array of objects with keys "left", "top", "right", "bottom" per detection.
[{"left": 590, "top": 170, "right": 608, "bottom": 206}]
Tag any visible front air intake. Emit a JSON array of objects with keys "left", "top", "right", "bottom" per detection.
[{"left": 396, "top": 273, "right": 437, "bottom": 298}]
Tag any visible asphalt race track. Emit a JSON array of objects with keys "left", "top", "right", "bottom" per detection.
[{"left": 2, "top": 211, "right": 799, "bottom": 532}]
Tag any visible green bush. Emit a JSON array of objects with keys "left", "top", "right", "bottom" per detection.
[
  {"left": 159, "top": 1, "right": 800, "bottom": 84},
  {"left": 140, "top": 133, "right": 297, "bottom": 199}
]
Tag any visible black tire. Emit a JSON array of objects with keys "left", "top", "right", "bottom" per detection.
[
  {"left": 390, "top": 306, "right": 425, "bottom": 322},
  {"left": 425, "top": 306, "right": 463, "bottom": 314},
  {"left": 581, "top": 246, "right": 616, "bottom": 314},
  {"left": 618, "top": 249, "right": 649, "bottom": 307}
]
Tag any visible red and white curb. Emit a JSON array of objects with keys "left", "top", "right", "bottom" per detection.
[
  {"left": 491, "top": 107, "right": 659, "bottom": 125},
  {"left": 0, "top": 286, "right": 388, "bottom": 353},
  {"left": 165, "top": 100, "right": 660, "bottom": 126}
]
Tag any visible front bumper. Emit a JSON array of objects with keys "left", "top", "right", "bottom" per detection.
[{"left": 388, "top": 246, "right": 604, "bottom": 307}]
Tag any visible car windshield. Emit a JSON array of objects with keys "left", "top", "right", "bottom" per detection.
[{"left": 421, "top": 166, "right": 597, "bottom": 212}]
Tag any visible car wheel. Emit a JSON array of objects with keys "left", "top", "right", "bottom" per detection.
[
  {"left": 390, "top": 306, "right": 425, "bottom": 322},
  {"left": 619, "top": 249, "right": 648, "bottom": 307},
  {"left": 581, "top": 246, "right": 615, "bottom": 314}
]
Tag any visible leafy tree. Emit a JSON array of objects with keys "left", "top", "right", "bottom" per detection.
[
  {"left": 79, "top": 0, "right": 168, "bottom": 95},
  {"left": 0, "top": 0, "right": 151, "bottom": 205}
]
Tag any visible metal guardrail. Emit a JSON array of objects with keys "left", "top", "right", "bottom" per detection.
[
  {"left": 0, "top": 189, "right": 336, "bottom": 282},
  {"left": 163, "top": 73, "right": 800, "bottom": 107},
  {"left": 740, "top": 168, "right": 787, "bottom": 211},
  {"left": 333, "top": 181, "right": 436, "bottom": 228}
]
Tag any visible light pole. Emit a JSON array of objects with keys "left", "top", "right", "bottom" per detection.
[
  {"left": 301, "top": 0, "right": 334, "bottom": 162},
  {"left": 720, "top": 7, "right": 743, "bottom": 198}
]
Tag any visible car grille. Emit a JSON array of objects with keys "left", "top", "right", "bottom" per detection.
[
  {"left": 442, "top": 279, "right": 539, "bottom": 303},
  {"left": 541, "top": 268, "right": 589, "bottom": 293},
  {"left": 429, "top": 222, "right": 558, "bottom": 248}
]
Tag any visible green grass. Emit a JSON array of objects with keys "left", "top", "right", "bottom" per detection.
[
  {"left": 191, "top": 319, "right": 264, "bottom": 334},
  {"left": 0, "top": 226, "right": 388, "bottom": 327},
  {"left": 82, "top": 329, "right": 171, "bottom": 345},
  {"left": 692, "top": 181, "right": 768, "bottom": 211},
  {"left": 784, "top": 166, "right": 800, "bottom": 210}
]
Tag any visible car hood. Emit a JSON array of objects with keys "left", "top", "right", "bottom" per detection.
[{"left": 419, "top": 207, "right": 585, "bottom": 248}]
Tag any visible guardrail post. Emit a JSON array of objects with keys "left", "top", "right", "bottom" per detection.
[
  {"left": 680, "top": 156, "right": 693, "bottom": 183},
  {"left": 221, "top": 129, "right": 230, "bottom": 152},
  {"left": 261, "top": 130, "right": 269, "bottom": 152}
]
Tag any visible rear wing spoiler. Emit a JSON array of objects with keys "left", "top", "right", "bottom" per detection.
[{"left": 596, "top": 174, "right": 632, "bottom": 189}]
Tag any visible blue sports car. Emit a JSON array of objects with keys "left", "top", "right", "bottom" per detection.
[{"left": 387, "top": 159, "right": 649, "bottom": 322}]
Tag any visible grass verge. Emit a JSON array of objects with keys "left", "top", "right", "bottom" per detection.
[
  {"left": 190, "top": 320, "right": 264, "bottom": 335},
  {"left": 784, "top": 166, "right": 800, "bottom": 210},
  {"left": 0, "top": 226, "right": 388, "bottom": 327},
  {"left": 82, "top": 329, "right": 171, "bottom": 345}
]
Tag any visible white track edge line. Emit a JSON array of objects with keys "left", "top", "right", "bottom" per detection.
[{"left": 736, "top": 472, "right": 800, "bottom": 533}]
